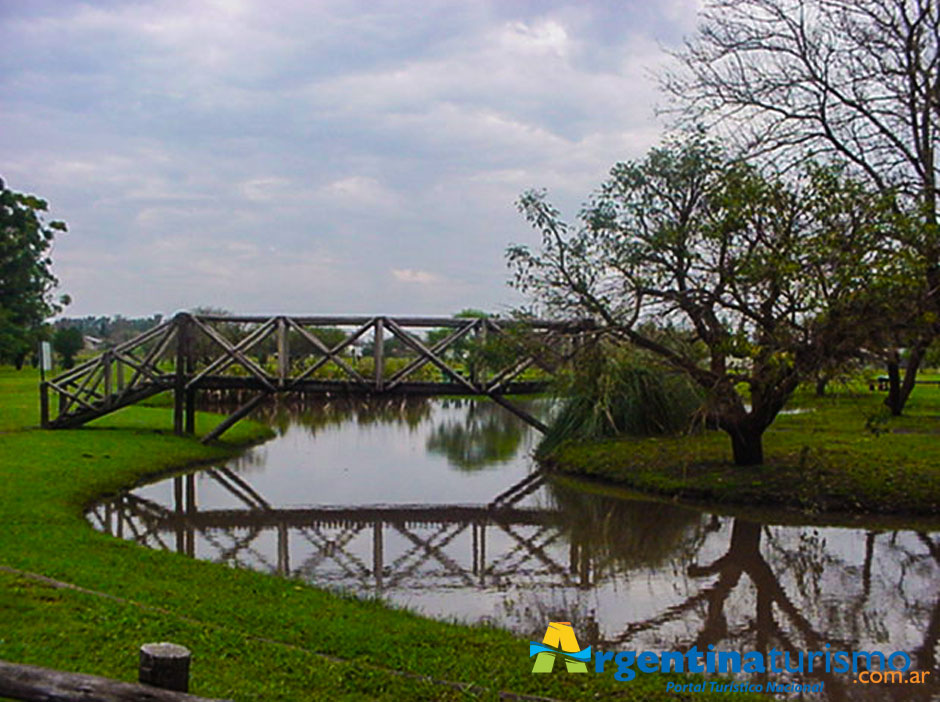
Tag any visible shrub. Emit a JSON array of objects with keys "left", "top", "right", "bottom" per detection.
[{"left": 540, "top": 344, "right": 703, "bottom": 453}]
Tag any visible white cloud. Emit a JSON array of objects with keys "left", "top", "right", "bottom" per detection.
[
  {"left": 392, "top": 269, "right": 442, "bottom": 285},
  {"left": 241, "top": 177, "right": 295, "bottom": 203},
  {"left": 319, "top": 176, "right": 398, "bottom": 209},
  {"left": 499, "top": 19, "right": 572, "bottom": 58}
]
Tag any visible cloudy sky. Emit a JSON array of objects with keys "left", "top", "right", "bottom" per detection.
[{"left": 1, "top": 0, "right": 700, "bottom": 318}]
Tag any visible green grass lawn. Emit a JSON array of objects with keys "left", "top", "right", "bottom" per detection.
[
  {"left": 548, "top": 377, "right": 940, "bottom": 525},
  {"left": 0, "top": 366, "right": 752, "bottom": 701}
]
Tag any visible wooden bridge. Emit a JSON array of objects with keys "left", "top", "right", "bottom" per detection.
[{"left": 41, "top": 312, "right": 594, "bottom": 440}]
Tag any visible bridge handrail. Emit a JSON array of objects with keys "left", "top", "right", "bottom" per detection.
[{"left": 189, "top": 313, "right": 593, "bottom": 329}]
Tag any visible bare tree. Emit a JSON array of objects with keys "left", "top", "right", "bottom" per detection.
[{"left": 664, "top": 0, "right": 940, "bottom": 414}]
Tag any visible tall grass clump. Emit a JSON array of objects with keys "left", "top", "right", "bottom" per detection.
[{"left": 539, "top": 343, "right": 703, "bottom": 454}]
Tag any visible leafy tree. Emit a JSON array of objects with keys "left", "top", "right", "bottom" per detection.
[
  {"left": 664, "top": 0, "right": 940, "bottom": 414},
  {"left": 0, "top": 177, "right": 68, "bottom": 367},
  {"left": 52, "top": 326, "right": 83, "bottom": 369},
  {"left": 508, "top": 138, "right": 905, "bottom": 465}
]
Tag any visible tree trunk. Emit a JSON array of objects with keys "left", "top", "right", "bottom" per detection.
[
  {"left": 885, "top": 357, "right": 903, "bottom": 416},
  {"left": 728, "top": 427, "right": 764, "bottom": 466},
  {"left": 884, "top": 340, "right": 927, "bottom": 416},
  {"left": 815, "top": 376, "right": 828, "bottom": 397},
  {"left": 899, "top": 341, "right": 927, "bottom": 411}
]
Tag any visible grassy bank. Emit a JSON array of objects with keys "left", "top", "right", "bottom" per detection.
[
  {"left": 0, "top": 367, "right": 753, "bottom": 701},
  {"left": 546, "top": 380, "right": 940, "bottom": 521}
]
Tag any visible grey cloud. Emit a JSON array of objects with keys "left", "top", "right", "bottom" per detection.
[{"left": 0, "top": 0, "right": 699, "bottom": 317}]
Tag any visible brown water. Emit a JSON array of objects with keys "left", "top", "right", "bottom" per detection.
[{"left": 88, "top": 397, "right": 940, "bottom": 701}]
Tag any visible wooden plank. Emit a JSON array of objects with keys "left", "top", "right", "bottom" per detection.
[
  {"left": 174, "top": 318, "right": 188, "bottom": 435},
  {"left": 287, "top": 318, "right": 374, "bottom": 386},
  {"left": 485, "top": 322, "right": 564, "bottom": 374},
  {"left": 192, "top": 313, "right": 588, "bottom": 329},
  {"left": 0, "top": 659, "right": 230, "bottom": 702},
  {"left": 277, "top": 316, "right": 288, "bottom": 387},
  {"left": 374, "top": 318, "right": 384, "bottom": 391},
  {"left": 285, "top": 318, "right": 367, "bottom": 385},
  {"left": 188, "top": 316, "right": 276, "bottom": 392},
  {"left": 125, "top": 503, "right": 555, "bottom": 530},
  {"left": 59, "top": 361, "right": 102, "bottom": 415},
  {"left": 383, "top": 318, "right": 476, "bottom": 393},
  {"left": 45, "top": 379, "right": 98, "bottom": 413},
  {"left": 48, "top": 384, "right": 169, "bottom": 429},
  {"left": 187, "top": 376, "right": 550, "bottom": 395},
  {"left": 117, "top": 326, "right": 177, "bottom": 403},
  {"left": 385, "top": 319, "right": 479, "bottom": 389},
  {"left": 200, "top": 393, "right": 270, "bottom": 444},
  {"left": 185, "top": 388, "right": 196, "bottom": 435},
  {"left": 487, "top": 393, "right": 548, "bottom": 433},
  {"left": 113, "top": 348, "right": 162, "bottom": 389},
  {"left": 186, "top": 319, "right": 276, "bottom": 389},
  {"left": 103, "top": 351, "right": 113, "bottom": 408},
  {"left": 49, "top": 320, "right": 171, "bottom": 388},
  {"left": 210, "top": 467, "right": 271, "bottom": 510},
  {"left": 117, "top": 356, "right": 125, "bottom": 392},
  {"left": 485, "top": 356, "right": 536, "bottom": 394},
  {"left": 39, "top": 381, "right": 49, "bottom": 428},
  {"left": 112, "top": 318, "right": 175, "bottom": 353}
]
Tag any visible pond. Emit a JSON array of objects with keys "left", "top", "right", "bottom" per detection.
[{"left": 88, "top": 397, "right": 940, "bottom": 701}]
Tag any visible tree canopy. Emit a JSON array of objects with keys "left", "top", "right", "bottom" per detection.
[
  {"left": 664, "top": 0, "right": 940, "bottom": 413},
  {"left": 508, "top": 137, "right": 907, "bottom": 465},
  {"left": 0, "top": 177, "right": 68, "bottom": 367},
  {"left": 52, "top": 326, "right": 83, "bottom": 369}
]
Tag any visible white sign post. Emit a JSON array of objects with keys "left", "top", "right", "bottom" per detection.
[{"left": 40, "top": 341, "right": 52, "bottom": 381}]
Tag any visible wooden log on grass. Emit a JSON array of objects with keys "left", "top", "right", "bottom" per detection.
[{"left": 0, "top": 658, "right": 230, "bottom": 702}]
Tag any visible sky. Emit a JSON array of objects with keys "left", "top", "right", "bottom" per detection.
[{"left": 1, "top": 0, "right": 701, "bottom": 318}]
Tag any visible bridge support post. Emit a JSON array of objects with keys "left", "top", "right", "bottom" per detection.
[
  {"left": 39, "top": 382, "right": 50, "bottom": 429},
  {"left": 185, "top": 338, "right": 196, "bottom": 435},
  {"left": 174, "top": 476, "right": 185, "bottom": 553},
  {"left": 277, "top": 523, "right": 289, "bottom": 576},
  {"left": 373, "top": 521, "right": 383, "bottom": 591},
  {"left": 185, "top": 386, "right": 196, "bottom": 435},
  {"left": 277, "top": 316, "right": 289, "bottom": 388},
  {"left": 103, "top": 351, "right": 113, "bottom": 408},
  {"left": 478, "top": 522, "right": 486, "bottom": 585},
  {"left": 174, "top": 314, "right": 195, "bottom": 435},
  {"left": 374, "top": 317, "right": 385, "bottom": 391}
]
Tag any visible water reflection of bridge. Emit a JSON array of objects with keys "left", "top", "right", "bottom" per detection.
[
  {"left": 88, "top": 469, "right": 598, "bottom": 591},
  {"left": 89, "top": 463, "right": 940, "bottom": 702}
]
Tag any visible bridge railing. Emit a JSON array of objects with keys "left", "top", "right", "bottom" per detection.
[{"left": 42, "top": 313, "right": 597, "bottom": 436}]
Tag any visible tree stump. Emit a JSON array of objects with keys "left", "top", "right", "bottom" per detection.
[{"left": 139, "top": 642, "right": 191, "bottom": 693}]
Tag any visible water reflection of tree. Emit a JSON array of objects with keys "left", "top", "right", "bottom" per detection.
[
  {"left": 545, "top": 481, "right": 708, "bottom": 571},
  {"left": 224, "top": 395, "right": 436, "bottom": 437},
  {"left": 425, "top": 399, "right": 531, "bottom": 470},
  {"left": 210, "top": 395, "right": 541, "bottom": 471},
  {"left": 498, "top": 483, "right": 710, "bottom": 641},
  {"left": 614, "top": 520, "right": 940, "bottom": 702}
]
